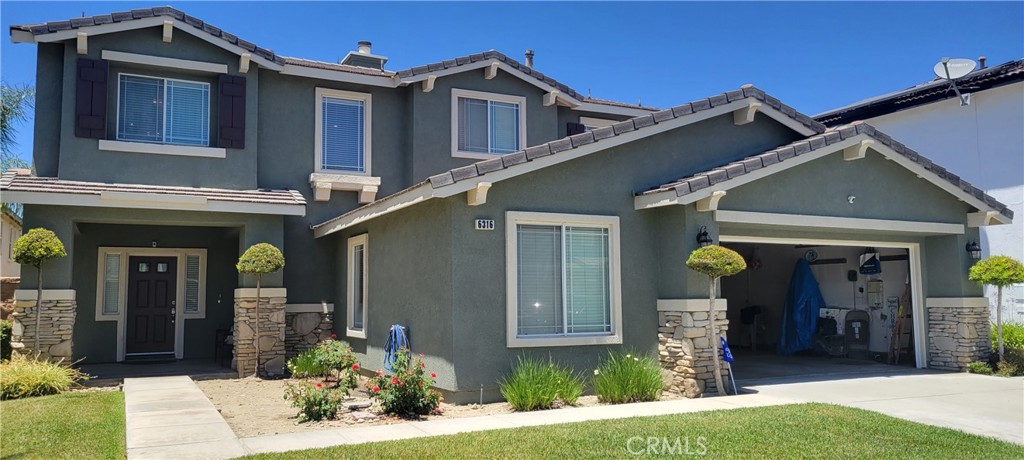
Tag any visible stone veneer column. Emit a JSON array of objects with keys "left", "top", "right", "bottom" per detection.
[
  {"left": 233, "top": 288, "right": 287, "bottom": 378},
  {"left": 284, "top": 304, "right": 335, "bottom": 359},
  {"left": 927, "top": 298, "right": 992, "bottom": 371},
  {"left": 10, "top": 289, "right": 76, "bottom": 360},
  {"left": 658, "top": 300, "right": 730, "bottom": 398}
]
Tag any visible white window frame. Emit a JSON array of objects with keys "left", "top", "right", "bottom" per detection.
[
  {"left": 315, "top": 88, "right": 372, "bottom": 175},
  {"left": 451, "top": 88, "right": 527, "bottom": 160},
  {"left": 115, "top": 72, "right": 212, "bottom": 147},
  {"left": 94, "top": 247, "right": 207, "bottom": 361},
  {"left": 346, "top": 234, "right": 369, "bottom": 339},
  {"left": 505, "top": 211, "right": 623, "bottom": 348}
]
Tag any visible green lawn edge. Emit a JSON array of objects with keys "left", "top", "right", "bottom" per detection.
[{"left": 1, "top": 391, "right": 126, "bottom": 460}]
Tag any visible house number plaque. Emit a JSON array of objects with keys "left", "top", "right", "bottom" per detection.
[{"left": 474, "top": 219, "right": 495, "bottom": 231}]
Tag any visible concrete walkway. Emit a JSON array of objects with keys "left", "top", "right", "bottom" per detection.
[
  {"left": 745, "top": 372, "right": 1024, "bottom": 444},
  {"left": 124, "top": 376, "right": 246, "bottom": 460},
  {"left": 238, "top": 393, "right": 796, "bottom": 455}
]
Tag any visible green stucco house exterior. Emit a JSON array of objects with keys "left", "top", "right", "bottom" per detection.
[{"left": 3, "top": 7, "right": 1012, "bottom": 401}]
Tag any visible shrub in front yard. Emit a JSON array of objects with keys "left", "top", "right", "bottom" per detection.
[
  {"left": 592, "top": 351, "right": 663, "bottom": 404},
  {"left": 367, "top": 349, "right": 440, "bottom": 416},
  {"left": 499, "top": 355, "right": 584, "bottom": 411},
  {"left": 0, "top": 354, "right": 89, "bottom": 400},
  {"left": 286, "top": 337, "right": 360, "bottom": 390},
  {"left": 0, "top": 320, "right": 12, "bottom": 361},
  {"left": 286, "top": 349, "right": 328, "bottom": 378},
  {"left": 992, "top": 322, "right": 1024, "bottom": 351},
  {"left": 283, "top": 380, "right": 345, "bottom": 422},
  {"left": 966, "top": 361, "right": 993, "bottom": 375}
]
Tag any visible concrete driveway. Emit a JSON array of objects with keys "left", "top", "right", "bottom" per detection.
[{"left": 742, "top": 370, "right": 1024, "bottom": 444}]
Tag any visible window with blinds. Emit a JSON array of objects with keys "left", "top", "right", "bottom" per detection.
[
  {"left": 184, "top": 254, "right": 201, "bottom": 314},
  {"left": 515, "top": 223, "right": 612, "bottom": 337},
  {"left": 457, "top": 97, "right": 521, "bottom": 154},
  {"left": 321, "top": 97, "right": 365, "bottom": 172},
  {"left": 117, "top": 74, "right": 210, "bottom": 146},
  {"left": 101, "top": 253, "right": 121, "bottom": 315}
]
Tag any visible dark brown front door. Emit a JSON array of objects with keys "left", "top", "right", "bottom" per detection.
[{"left": 126, "top": 256, "right": 177, "bottom": 355}]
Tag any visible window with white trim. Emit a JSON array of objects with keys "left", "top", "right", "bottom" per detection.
[
  {"left": 346, "top": 234, "right": 368, "bottom": 338},
  {"left": 117, "top": 74, "right": 210, "bottom": 147},
  {"left": 506, "top": 212, "right": 622, "bottom": 347},
  {"left": 452, "top": 89, "right": 526, "bottom": 159},
  {"left": 315, "top": 88, "right": 372, "bottom": 174}
]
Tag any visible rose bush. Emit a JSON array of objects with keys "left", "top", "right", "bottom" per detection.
[
  {"left": 283, "top": 381, "right": 345, "bottom": 422},
  {"left": 366, "top": 349, "right": 441, "bottom": 416}
]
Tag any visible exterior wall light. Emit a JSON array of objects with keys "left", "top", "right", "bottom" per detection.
[
  {"left": 696, "top": 226, "right": 713, "bottom": 248},
  {"left": 966, "top": 241, "right": 981, "bottom": 260}
]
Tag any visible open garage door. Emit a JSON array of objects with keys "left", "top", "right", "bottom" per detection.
[{"left": 719, "top": 235, "right": 927, "bottom": 385}]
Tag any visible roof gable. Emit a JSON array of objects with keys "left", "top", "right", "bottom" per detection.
[{"left": 637, "top": 122, "right": 1012, "bottom": 224}]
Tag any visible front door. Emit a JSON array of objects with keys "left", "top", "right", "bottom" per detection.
[{"left": 126, "top": 256, "right": 177, "bottom": 355}]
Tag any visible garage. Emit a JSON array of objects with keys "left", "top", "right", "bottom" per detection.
[{"left": 719, "top": 238, "right": 924, "bottom": 384}]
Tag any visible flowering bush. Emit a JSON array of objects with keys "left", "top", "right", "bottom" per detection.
[
  {"left": 286, "top": 336, "right": 360, "bottom": 391},
  {"left": 283, "top": 380, "right": 345, "bottom": 422},
  {"left": 367, "top": 349, "right": 441, "bottom": 416}
]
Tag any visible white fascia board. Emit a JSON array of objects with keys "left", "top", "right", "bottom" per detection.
[
  {"left": 313, "top": 184, "right": 434, "bottom": 238},
  {"left": 31, "top": 18, "right": 283, "bottom": 71},
  {"left": 11, "top": 29, "right": 36, "bottom": 44},
  {"left": 101, "top": 50, "right": 227, "bottom": 74},
  {"left": 280, "top": 64, "right": 398, "bottom": 88},
  {"left": 573, "top": 102, "right": 656, "bottom": 117},
  {"left": 2, "top": 190, "right": 305, "bottom": 216},
  {"left": 758, "top": 107, "right": 819, "bottom": 136},
  {"left": 398, "top": 59, "right": 583, "bottom": 107},
  {"left": 713, "top": 210, "right": 964, "bottom": 235}
]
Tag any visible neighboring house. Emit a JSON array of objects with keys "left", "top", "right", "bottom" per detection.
[
  {"left": 0, "top": 205, "right": 22, "bottom": 279},
  {"left": 2, "top": 7, "right": 1012, "bottom": 400},
  {"left": 816, "top": 59, "right": 1024, "bottom": 322}
]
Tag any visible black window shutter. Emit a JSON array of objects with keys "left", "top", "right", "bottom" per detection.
[
  {"left": 218, "top": 75, "right": 246, "bottom": 149},
  {"left": 566, "top": 122, "right": 586, "bottom": 136},
  {"left": 75, "top": 58, "right": 107, "bottom": 139}
]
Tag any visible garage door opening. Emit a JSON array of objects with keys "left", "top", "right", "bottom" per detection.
[{"left": 719, "top": 237, "right": 925, "bottom": 384}]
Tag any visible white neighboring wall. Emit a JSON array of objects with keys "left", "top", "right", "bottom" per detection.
[
  {"left": 865, "top": 82, "right": 1024, "bottom": 322},
  {"left": 0, "top": 213, "right": 21, "bottom": 279}
]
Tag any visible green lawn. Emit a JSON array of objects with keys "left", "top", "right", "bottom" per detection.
[
  {"left": 244, "top": 403, "right": 1023, "bottom": 459},
  {"left": 1, "top": 391, "right": 125, "bottom": 460}
]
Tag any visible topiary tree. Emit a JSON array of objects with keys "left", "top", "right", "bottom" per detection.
[
  {"left": 686, "top": 245, "right": 746, "bottom": 396},
  {"left": 12, "top": 228, "right": 67, "bottom": 352},
  {"left": 236, "top": 243, "right": 285, "bottom": 377},
  {"left": 969, "top": 255, "right": 1024, "bottom": 362}
]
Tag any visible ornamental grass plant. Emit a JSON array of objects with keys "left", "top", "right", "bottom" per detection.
[
  {"left": 0, "top": 353, "right": 89, "bottom": 400},
  {"left": 499, "top": 355, "right": 584, "bottom": 411},
  {"left": 592, "top": 351, "right": 663, "bottom": 404}
]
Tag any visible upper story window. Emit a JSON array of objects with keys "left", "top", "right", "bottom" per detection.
[
  {"left": 315, "top": 88, "right": 372, "bottom": 174},
  {"left": 117, "top": 74, "right": 210, "bottom": 147},
  {"left": 579, "top": 116, "right": 617, "bottom": 132},
  {"left": 451, "top": 89, "right": 526, "bottom": 160}
]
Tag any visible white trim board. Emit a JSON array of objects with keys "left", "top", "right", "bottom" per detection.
[
  {"left": 285, "top": 303, "right": 335, "bottom": 314},
  {"left": 234, "top": 288, "right": 288, "bottom": 298},
  {"left": 13, "top": 289, "right": 77, "bottom": 301},
  {"left": 99, "top": 139, "right": 226, "bottom": 158},
  {"left": 657, "top": 299, "right": 728, "bottom": 312},
  {"left": 713, "top": 210, "right": 964, "bottom": 236},
  {"left": 102, "top": 50, "right": 227, "bottom": 74},
  {"left": 314, "top": 98, "right": 765, "bottom": 238},
  {"left": 718, "top": 234, "right": 927, "bottom": 369},
  {"left": 925, "top": 297, "right": 989, "bottom": 309},
  {"left": 2, "top": 190, "right": 305, "bottom": 216}
]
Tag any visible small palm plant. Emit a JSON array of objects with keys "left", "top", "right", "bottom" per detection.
[
  {"left": 236, "top": 243, "right": 285, "bottom": 377},
  {"left": 686, "top": 245, "right": 745, "bottom": 396},
  {"left": 12, "top": 228, "right": 67, "bottom": 352}
]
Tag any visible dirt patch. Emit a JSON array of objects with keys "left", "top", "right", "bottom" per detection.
[{"left": 196, "top": 377, "right": 683, "bottom": 438}]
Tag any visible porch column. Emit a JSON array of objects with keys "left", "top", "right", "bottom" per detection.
[
  {"left": 10, "top": 289, "right": 76, "bottom": 360},
  {"left": 233, "top": 288, "right": 287, "bottom": 377},
  {"left": 657, "top": 299, "right": 730, "bottom": 397},
  {"left": 927, "top": 298, "right": 992, "bottom": 371}
]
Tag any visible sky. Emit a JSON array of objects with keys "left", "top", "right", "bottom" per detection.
[{"left": 2, "top": 1, "right": 1022, "bottom": 165}]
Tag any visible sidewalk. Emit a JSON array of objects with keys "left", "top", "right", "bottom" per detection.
[
  {"left": 238, "top": 393, "right": 796, "bottom": 455},
  {"left": 124, "top": 376, "right": 246, "bottom": 460}
]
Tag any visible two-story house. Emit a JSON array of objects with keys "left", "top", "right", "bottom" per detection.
[{"left": 3, "top": 7, "right": 1012, "bottom": 401}]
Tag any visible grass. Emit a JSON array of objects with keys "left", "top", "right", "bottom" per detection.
[
  {"left": 592, "top": 351, "right": 663, "bottom": 404},
  {"left": 0, "top": 390, "right": 126, "bottom": 460},
  {"left": 499, "top": 356, "right": 585, "bottom": 411},
  {"left": 242, "top": 403, "right": 1023, "bottom": 459}
]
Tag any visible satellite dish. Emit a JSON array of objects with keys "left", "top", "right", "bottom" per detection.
[
  {"left": 932, "top": 57, "right": 977, "bottom": 106},
  {"left": 933, "top": 58, "right": 977, "bottom": 80}
]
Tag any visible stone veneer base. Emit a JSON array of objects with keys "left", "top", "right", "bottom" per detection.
[
  {"left": 928, "top": 305, "right": 991, "bottom": 371},
  {"left": 658, "top": 309, "right": 730, "bottom": 398},
  {"left": 10, "top": 290, "right": 77, "bottom": 361},
  {"left": 233, "top": 289, "right": 287, "bottom": 378}
]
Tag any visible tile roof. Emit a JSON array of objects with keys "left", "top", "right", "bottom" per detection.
[
  {"left": 816, "top": 59, "right": 1024, "bottom": 126},
  {"left": 10, "top": 6, "right": 286, "bottom": 65},
  {"left": 424, "top": 85, "right": 826, "bottom": 190},
  {"left": 0, "top": 171, "right": 307, "bottom": 207},
  {"left": 11, "top": 7, "right": 653, "bottom": 111},
  {"left": 639, "top": 122, "right": 1013, "bottom": 219}
]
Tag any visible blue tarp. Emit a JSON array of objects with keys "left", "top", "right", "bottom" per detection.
[{"left": 778, "top": 259, "right": 826, "bottom": 355}]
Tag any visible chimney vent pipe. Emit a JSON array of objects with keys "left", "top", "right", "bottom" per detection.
[
  {"left": 525, "top": 49, "right": 535, "bottom": 68},
  {"left": 358, "top": 41, "right": 372, "bottom": 54}
]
